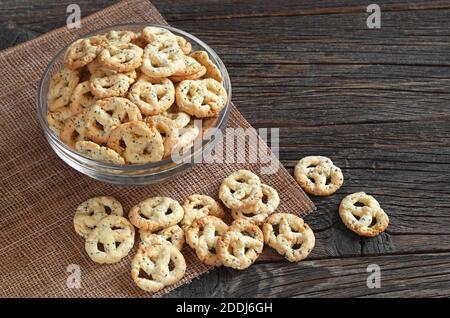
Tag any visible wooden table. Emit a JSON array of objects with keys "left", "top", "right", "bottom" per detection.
[{"left": 1, "top": 0, "right": 449, "bottom": 297}]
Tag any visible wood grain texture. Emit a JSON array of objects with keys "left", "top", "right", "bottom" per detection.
[{"left": 1, "top": 0, "right": 449, "bottom": 297}]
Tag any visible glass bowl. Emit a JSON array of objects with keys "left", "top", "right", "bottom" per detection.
[{"left": 37, "top": 24, "right": 231, "bottom": 185}]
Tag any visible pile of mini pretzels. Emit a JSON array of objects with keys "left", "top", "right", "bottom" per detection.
[
  {"left": 73, "top": 169, "right": 316, "bottom": 293},
  {"left": 46, "top": 26, "right": 227, "bottom": 165}
]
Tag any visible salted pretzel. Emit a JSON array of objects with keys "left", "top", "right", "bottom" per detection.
[
  {"left": 129, "top": 196, "right": 184, "bottom": 232},
  {"left": 185, "top": 216, "right": 229, "bottom": 266},
  {"left": 339, "top": 192, "right": 389, "bottom": 237},
  {"left": 98, "top": 42, "right": 143, "bottom": 72},
  {"left": 131, "top": 243, "right": 186, "bottom": 293},
  {"left": 90, "top": 69, "right": 136, "bottom": 98},
  {"left": 140, "top": 225, "right": 185, "bottom": 251},
  {"left": 85, "top": 215, "right": 135, "bottom": 264},
  {"left": 190, "top": 51, "right": 223, "bottom": 83},
  {"left": 175, "top": 78, "right": 227, "bottom": 118},
  {"left": 64, "top": 35, "right": 106, "bottom": 70},
  {"left": 85, "top": 97, "right": 142, "bottom": 144},
  {"left": 181, "top": 194, "right": 225, "bottom": 229},
  {"left": 60, "top": 112, "right": 90, "bottom": 149},
  {"left": 75, "top": 141, "right": 125, "bottom": 165},
  {"left": 263, "top": 213, "right": 315, "bottom": 262},
  {"left": 107, "top": 121, "right": 164, "bottom": 164},
  {"left": 47, "top": 68, "right": 79, "bottom": 111},
  {"left": 169, "top": 56, "right": 206, "bottom": 82},
  {"left": 46, "top": 106, "right": 73, "bottom": 136},
  {"left": 128, "top": 76, "right": 175, "bottom": 115},
  {"left": 216, "top": 219, "right": 264, "bottom": 270},
  {"left": 294, "top": 156, "right": 344, "bottom": 196},
  {"left": 141, "top": 40, "right": 185, "bottom": 78},
  {"left": 73, "top": 196, "right": 123, "bottom": 238},
  {"left": 69, "top": 81, "right": 98, "bottom": 113},
  {"left": 219, "top": 170, "right": 263, "bottom": 211}
]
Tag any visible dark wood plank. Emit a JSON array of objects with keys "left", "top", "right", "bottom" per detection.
[{"left": 167, "top": 251, "right": 450, "bottom": 297}]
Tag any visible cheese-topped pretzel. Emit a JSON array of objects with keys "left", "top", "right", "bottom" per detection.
[
  {"left": 60, "top": 112, "right": 90, "bottom": 149},
  {"left": 69, "top": 81, "right": 98, "bottom": 113},
  {"left": 85, "top": 215, "right": 135, "bottom": 264},
  {"left": 107, "top": 121, "right": 164, "bottom": 164},
  {"left": 85, "top": 97, "right": 142, "bottom": 144},
  {"left": 175, "top": 79, "right": 227, "bottom": 118},
  {"left": 129, "top": 196, "right": 184, "bottom": 232},
  {"left": 141, "top": 40, "right": 185, "bottom": 78},
  {"left": 140, "top": 225, "right": 185, "bottom": 251},
  {"left": 75, "top": 141, "right": 125, "bottom": 165},
  {"left": 181, "top": 195, "right": 225, "bottom": 229},
  {"left": 98, "top": 43, "right": 143, "bottom": 72},
  {"left": 90, "top": 69, "right": 136, "bottom": 98},
  {"left": 142, "top": 27, "right": 191, "bottom": 54},
  {"left": 145, "top": 115, "right": 180, "bottom": 158},
  {"left": 161, "top": 108, "right": 191, "bottom": 128},
  {"left": 131, "top": 243, "right": 186, "bottom": 293},
  {"left": 294, "top": 156, "right": 344, "bottom": 196},
  {"left": 186, "top": 216, "right": 229, "bottom": 266},
  {"left": 176, "top": 36, "right": 192, "bottom": 55},
  {"left": 47, "top": 68, "right": 79, "bottom": 111},
  {"left": 339, "top": 192, "right": 389, "bottom": 237},
  {"left": 219, "top": 170, "right": 263, "bottom": 211},
  {"left": 73, "top": 196, "right": 123, "bottom": 238},
  {"left": 216, "top": 219, "right": 264, "bottom": 270},
  {"left": 64, "top": 35, "right": 106, "bottom": 70},
  {"left": 128, "top": 77, "right": 175, "bottom": 116},
  {"left": 46, "top": 106, "right": 73, "bottom": 136},
  {"left": 231, "top": 209, "right": 269, "bottom": 226},
  {"left": 262, "top": 213, "right": 315, "bottom": 262},
  {"left": 169, "top": 56, "right": 206, "bottom": 82},
  {"left": 190, "top": 50, "right": 223, "bottom": 83}
]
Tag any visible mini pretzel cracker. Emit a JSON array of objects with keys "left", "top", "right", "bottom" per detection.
[
  {"left": 98, "top": 43, "right": 143, "bottom": 72},
  {"left": 75, "top": 141, "right": 125, "bottom": 165},
  {"left": 190, "top": 51, "right": 223, "bottom": 83},
  {"left": 141, "top": 40, "right": 185, "bottom": 78},
  {"left": 145, "top": 115, "right": 180, "bottom": 157},
  {"left": 107, "top": 121, "right": 164, "bottom": 164},
  {"left": 181, "top": 194, "right": 225, "bottom": 229},
  {"left": 140, "top": 225, "right": 185, "bottom": 251},
  {"left": 176, "top": 79, "right": 227, "bottom": 118},
  {"left": 47, "top": 68, "right": 79, "bottom": 111},
  {"left": 128, "top": 77, "right": 175, "bottom": 115},
  {"left": 73, "top": 196, "right": 123, "bottom": 238},
  {"left": 104, "top": 30, "right": 138, "bottom": 44},
  {"left": 219, "top": 170, "right": 263, "bottom": 211},
  {"left": 69, "top": 81, "right": 98, "bottom": 113},
  {"left": 161, "top": 109, "right": 191, "bottom": 128},
  {"left": 294, "top": 156, "right": 344, "bottom": 196},
  {"left": 64, "top": 36, "right": 106, "bottom": 70},
  {"left": 216, "top": 219, "right": 264, "bottom": 270},
  {"left": 141, "top": 26, "right": 176, "bottom": 43},
  {"left": 131, "top": 243, "right": 186, "bottom": 293},
  {"left": 170, "top": 122, "right": 200, "bottom": 157},
  {"left": 90, "top": 69, "right": 136, "bottom": 98},
  {"left": 239, "top": 184, "right": 280, "bottom": 215},
  {"left": 263, "top": 213, "right": 315, "bottom": 262},
  {"left": 339, "top": 192, "right": 389, "bottom": 237},
  {"left": 85, "top": 215, "right": 135, "bottom": 264},
  {"left": 169, "top": 56, "right": 206, "bottom": 82},
  {"left": 186, "top": 216, "right": 229, "bottom": 266},
  {"left": 128, "top": 196, "right": 184, "bottom": 232},
  {"left": 46, "top": 106, "right": 73, "bottom": 136},
  {"left": 231, "top": 209, "right": 269, "bottom": 226},
  {"left": 176, "top": 36, "right": 192, "bottom": 55},
  {"left": 60, "top": 112, "right": 90, "bottom": 149},
  {"left": 85, "top": 97, "right": 142, "bottom": 144}
]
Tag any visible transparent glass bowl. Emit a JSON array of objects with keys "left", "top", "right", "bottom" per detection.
[{"left": 37, "top": 24, "right": 231, "bottom": 185}]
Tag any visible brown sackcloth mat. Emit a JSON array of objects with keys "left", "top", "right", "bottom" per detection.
[{"left": 0, "top": 0, "right": 315, "bottom": 297}]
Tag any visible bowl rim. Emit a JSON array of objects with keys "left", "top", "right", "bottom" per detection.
[{"left": 37, "top": 23, "right": 232, "bottom": 171}]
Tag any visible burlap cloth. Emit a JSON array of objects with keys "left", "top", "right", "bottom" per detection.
[{"left": 0, "top": 0, "right": 315, "bottom": 297}]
